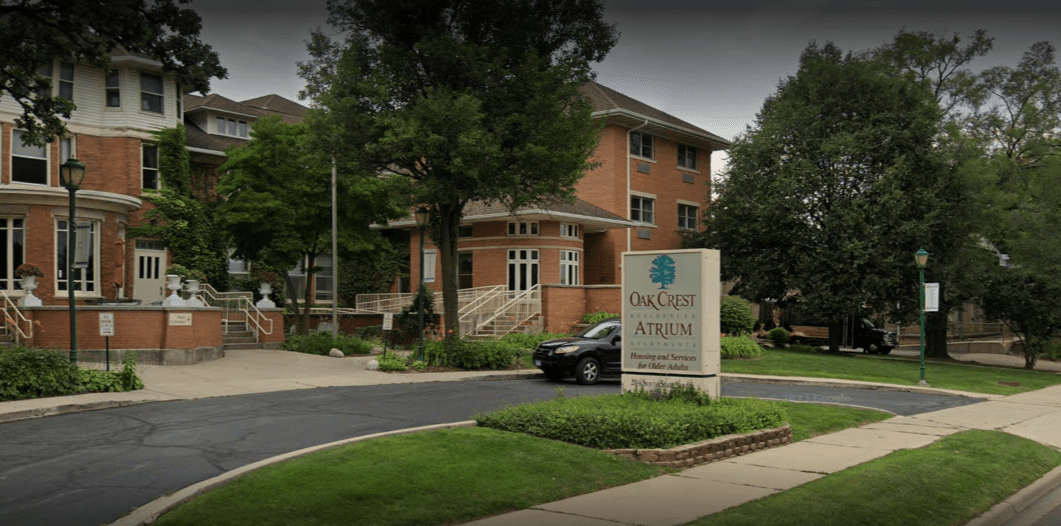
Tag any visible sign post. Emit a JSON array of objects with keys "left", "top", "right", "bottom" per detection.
[
  {"left": 382, "top": 313, "right": 394, "bottom": 357},
  {"left": 621, "top": 249, "right": 720, "bottom": 398},
  {"left": 99, "top": 312, "right": 114, "bottom": 371}
]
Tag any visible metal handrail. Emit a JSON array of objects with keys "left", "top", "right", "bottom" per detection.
[
  {"left": 1, "top": 291, "right": 32, "bottom": 344},
  {"left": 199, "top": 283, "right": 272, "bottom": 338},
  {"left": 468, "top": 284, "right": 541, "bottom": 338}
]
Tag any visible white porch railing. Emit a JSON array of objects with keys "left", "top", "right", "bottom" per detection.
[
  {"left": 1, "top": 291, "right": 32, "bottom": 344},
  {"left": 465, "top": 285, "right": 541, "bottom": 338},
  {"left": 200, "top": 284, "right": 273, "bottom": 339}
]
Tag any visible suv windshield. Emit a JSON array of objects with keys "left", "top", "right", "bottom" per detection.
[{"left": 577, "top": 320, "right": 619, "bottom": 339}]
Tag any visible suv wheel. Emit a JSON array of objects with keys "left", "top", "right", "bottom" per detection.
[{"left": 574, "top": 357, "right": 601, "bottom": 385}]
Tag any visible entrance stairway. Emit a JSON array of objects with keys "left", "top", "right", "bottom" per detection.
[{"left": 222, "top": 321, "right": 261, "bottom": 351}]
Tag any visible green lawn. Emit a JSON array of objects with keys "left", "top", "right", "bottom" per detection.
[
  {"left": 153, "top": 401, "right": 890, "bottom": 526},
  {"left": 722, "top": 348, "right": 1061, "bottom": 395},
  {"left": 689, "top": 430, "right": 1061, "bottom": 526}
]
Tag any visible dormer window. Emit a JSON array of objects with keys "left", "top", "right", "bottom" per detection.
[{"left": 216, "top": 117, "right": 249, "bottom": 138}]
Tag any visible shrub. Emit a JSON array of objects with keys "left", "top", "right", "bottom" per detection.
[
  {"left": 396, "top": 286, "right": 435, "bottom": 340},
  {"left": 283, "top": 332, "right": 374, "bottom": 356},
  {"left": 0, "top": 346, "right": 82, "bottom": 401},
  {"left": 720, "top": 296, "right": 756, "bottom": 336},
  {"left": 355, "top": 325, "right": 383, "bottom": 340},
  {"left": 581, "top": 311, "right": 619, "bottom": 324},
  {"left": 787, "top": 343, "right": 825, "bottom": 353},
  {"left": 377, "top": 353, "right": 408, "bottom": 371},
  {"left": 499, "top": 332, "right": 570, "bottom": 352},
  {"left": 419, "top": 339, "right": 521, "bottom": 370},
  {"left": 477, "top": 392, "right": 786, "bottom": 449},
  {"left": 720, "top": 335, "right": 764, "bottom": 359},
  {"left": 768, "top": 327, "right": 790, "bottom": 347}
]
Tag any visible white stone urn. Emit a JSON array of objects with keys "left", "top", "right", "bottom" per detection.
[
  {"left": 256, "top": 282, "right": 276, "bottom": 309},
  {"left": 18, "top": 275, "right": 42, "bottom": 307},
  {"left": 162, "top": 274, "right": 186, "bottom": 307},
  {"left": 185, "top": 279, "right": 205, "bottom": 307}
]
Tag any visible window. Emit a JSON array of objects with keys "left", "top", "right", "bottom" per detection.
[
  {"left": 106, "top": 70, "right": 121, "bottom": 107},
  {"left": 507, "top": 249, "right": 539, "bottom": 291},
  {"left": 458, "top": 252, "right": 473, "bottom": 289},
  {"left": 507, "top": 221, "right": 539, "bottom": 236},
  {"left": 35, "top": 63, "right": 52, "bottom": 98},
  {"left": 560, "top": 250, "right": 579, "bottom": 285},
  {"left": 216, "top": 116, "right": 250, "bottom": 137},
  {"left": 57, "top": 219, "right": 97, "bottom": 293},
  {"left": 142, "top": 144, "right": 159, "bottom": 190},
  {"left": 58, "top": 62, "right": 74, "bottom": 101},
  {"left": 0, "top": 218, "right": 25, "bottom": 291},
  {"left": 140, "top": 72, "right": 163, "bottom": 113},
  {"left": 60, "top": 137, "right": 73, "bottom": 164},
  {"left": 678, "top": 204, "right": 698, "bottom": 231},
  {"left": 12, "top": 129, "right": 47, "bottom": 185},
  {"left": 315, "top": 253, "right": 334, "bottom": 302},
  {"left": 677, "top": 144, "right": 697, "bottom": 170},
  {"left": 560, "top": 223, "right": 580, "bottom": 238},
  {"left": 631, "top": 196, "right": 654, "bottom": 224},
  {"left": 630, "top": 131, "right": 653, "bottom": 159}
]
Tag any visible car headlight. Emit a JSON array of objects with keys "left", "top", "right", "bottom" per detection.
[{"left": 555, "top": 345, "right": 580, "bottom": 354}]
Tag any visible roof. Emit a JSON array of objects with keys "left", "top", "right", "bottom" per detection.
[
  {"left": 387, "top": 197, "right": 638, "bottom": 233},
  {"left": 581, "top": 81, "right": 730, "bottom": 151},
  {"left": 182, "top": 94, "right": 310, "bottom": 155},
  {"left": 184, "top": 121, "right": 246, "bottom": 154},
  {"left": 241, "top": 95, "right": 308, "bottom": 120}
]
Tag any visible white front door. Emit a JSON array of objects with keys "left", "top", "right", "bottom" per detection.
[{"left": 133, "top": 241, "right": 166, "bottom": 304}]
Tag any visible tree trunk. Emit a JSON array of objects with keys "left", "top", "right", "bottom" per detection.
[
  {"left": 827, "top": 319, "right": 842, "bottom": 353},
  {"left": 437, "top": 199, "right": 462, "bottom": 347},
  {"left": 283, "top": 271, "right": 304, "bottom": 334}
]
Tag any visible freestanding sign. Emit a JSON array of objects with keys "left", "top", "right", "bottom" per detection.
[{"left": 621, "top": 249, "right": 720, "bottom": 398}]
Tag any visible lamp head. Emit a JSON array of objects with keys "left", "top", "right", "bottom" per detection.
[
  {"left": 915, "top": 249, "right": 929, "bottom": 268},
  {"left": 414, "top": 206, "right": 430, "bottom": 228},
  {"left": 60, "top": 158, "right": 86, "bottom": 189}
]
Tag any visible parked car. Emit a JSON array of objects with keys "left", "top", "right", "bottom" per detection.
[
  {"left": 789, "top": 317, "right": 897, "bottom": 355},
  {"left": 533, "top": 318, "right": 622, "bottom": 384}
]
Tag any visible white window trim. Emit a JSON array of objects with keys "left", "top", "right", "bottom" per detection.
[
  {"left": 105, "top": 69, "right": 122, "bottom": 109},
  {"left": 139, "top": 72, "right": 165, "bottom": 115},
  {"left": 560, "top": 223, "right": 580, "bottom": 239},
  {"left": 677, "top": 203, "right": 699, "bottom": 231},
  {"left": 630, "top": 130, "right": 655, "bottom": 160},
  {"left": 0, "top": 217, "right": 26, "bottom": 293},
  {"left": 677, "top": 144, "right": 698, "bottom": 172},
  {"left": 631, "top": 195, "right": 656, "bottom": 226},
  {"left": 142, "top": 143, "right": 160, "bottom": 190},
  {"left": 11, "top": 129, "right": 50, "bottom": 186},
  {"left": 507, "top": 221, "right": 539, "bottom": 236},
  {"left": 560, "top": 249, "right": 580, "bottom": 286}
]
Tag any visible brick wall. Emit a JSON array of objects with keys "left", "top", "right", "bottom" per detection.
[
  {"left": 26, "top": 307, "right": 222, "bottom": 351},
  {"left": 541, "top": 285, "right": 587, "bottom": 334},
  {"left": 586, "top": 285, "right": 621, "bottom": 315}
]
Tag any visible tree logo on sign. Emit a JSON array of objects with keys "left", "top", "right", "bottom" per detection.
[{"left": 650, "top": 255, "right": 676, "bottom": 290}]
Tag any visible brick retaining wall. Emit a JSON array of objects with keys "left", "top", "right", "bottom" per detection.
[{"left": 604, "top": 424, "right": 792, "bottom": 468}]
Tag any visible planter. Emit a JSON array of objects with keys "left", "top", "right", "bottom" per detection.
[
  {"left": 256, "top": 282, "right": 276, "bottom": 309},
  {"left": 18, "top": 275, "right": 42, "bottom": 307},
  {"left": 162, "top": 274, "right": 186, "bottom": 307},
  {"left": 185, "top": 279, "right": 205, "bottom": 307}
]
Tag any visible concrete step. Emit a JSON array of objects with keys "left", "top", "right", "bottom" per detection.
[
  {"left": 223, "top": 330, "right": 254, "bottom": 339},
  {"left": 222, "top": 336, "right": 258, "bottom": 344}
]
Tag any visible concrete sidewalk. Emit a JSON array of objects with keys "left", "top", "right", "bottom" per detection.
[{"left": 3, "top": 348, "right": 1061, "bottom": 526}]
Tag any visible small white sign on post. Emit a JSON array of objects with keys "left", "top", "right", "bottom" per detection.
[
  {"left": 99, "top": 312, "right": 115, "bottom": 336},
  {"left": 924, "top": 283, "right": 940, "bottom": 312},
  {"left": 382, "top": 313, "right": 394, "bottom": 331}
]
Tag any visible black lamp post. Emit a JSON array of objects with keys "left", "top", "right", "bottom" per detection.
[
  {"left": 60, "top": 158, "right": 87, "bottom": 364},
  {"left": 915, "top": 248, "right": 929, "bottom": 386},
  {"left": 414, "top": 206, "right": 430, "bottom": 362}
]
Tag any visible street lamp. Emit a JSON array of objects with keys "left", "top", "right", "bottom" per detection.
[
  {"left": 915, "top": 248, "right": 929, "bottom": 386},
  {"left": 60, "top": 158, "right": 87, "bottom": 364},
  {"left": 414, "top": 206, "right": 430, "bottom": 362}
]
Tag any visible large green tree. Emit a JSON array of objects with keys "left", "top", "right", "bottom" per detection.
[
  {"left": 701, "top": 42, "right": 962, "bottom": 353},
  {"left": 216, "top": 116, "right": 406, "bottom": 334},
  {"left": 299, "top": 0, "right": 617, "bottom": 342},
  {"left": 0, "top": 0, "right": 226, "bottom": 145}
]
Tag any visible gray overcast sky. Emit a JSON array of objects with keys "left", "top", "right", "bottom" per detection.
[{"left": 192, "top": 0, "right": 1061, "bottom": 175}]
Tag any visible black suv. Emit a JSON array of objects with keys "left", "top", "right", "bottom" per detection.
[{"left": 533, "top": 318, "right": 621, "bottom": 384}]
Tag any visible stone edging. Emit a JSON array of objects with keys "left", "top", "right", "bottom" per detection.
[{"left": 604, "top": 424, "right": 792, "bottom": 468}]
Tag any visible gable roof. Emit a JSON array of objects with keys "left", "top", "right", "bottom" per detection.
[
  {"left": 184, "top": 93, "right": 261, "bottom": 118},
  {"left": 581, "top": 81, "right": 730, "bottom": 152},
  {"left": 241, "top": 95, "right": 308, "bottom": 121}
]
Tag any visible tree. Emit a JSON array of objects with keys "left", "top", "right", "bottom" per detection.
[
  {"left": 700, "top": 42, "right": 962, "bottom": 353},
  {"left": 0, "top": 0, "right": 227, "bottom": 145},
  {"left": 216, "top": 116, "right": 406, "bottom": 334},
  {"left": 129, "top": 125, "right": 229, "bottom": 289},
  {"left": 299, "top": 0, "right": 617, "bottom": 343}
]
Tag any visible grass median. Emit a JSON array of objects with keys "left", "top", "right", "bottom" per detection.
[
  {"left": 721, "top": 348, "right": 1061, "bottom": 395},
  {"left": 689, "top": 430, "right": 1061, "bottom": 526},
  {"left": 152, "top": 399, "right": 888, "bottom": 526}
]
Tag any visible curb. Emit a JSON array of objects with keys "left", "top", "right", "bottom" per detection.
[
  {"left": 721, "top": 374, "right": 1000, "bottom": 400},
  {"left": 109, "top": 420, "right": 479, "bottom": 526},
  {"left": 0, "top": 398, "right": 166, "bottom": 424},
  {"left": 964, "top": 464, "right": 1061, "bottom": 526}
]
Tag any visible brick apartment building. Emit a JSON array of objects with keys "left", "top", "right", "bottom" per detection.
[{"left": 392, "top": 81, "right": 731, "bottom": 333}]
